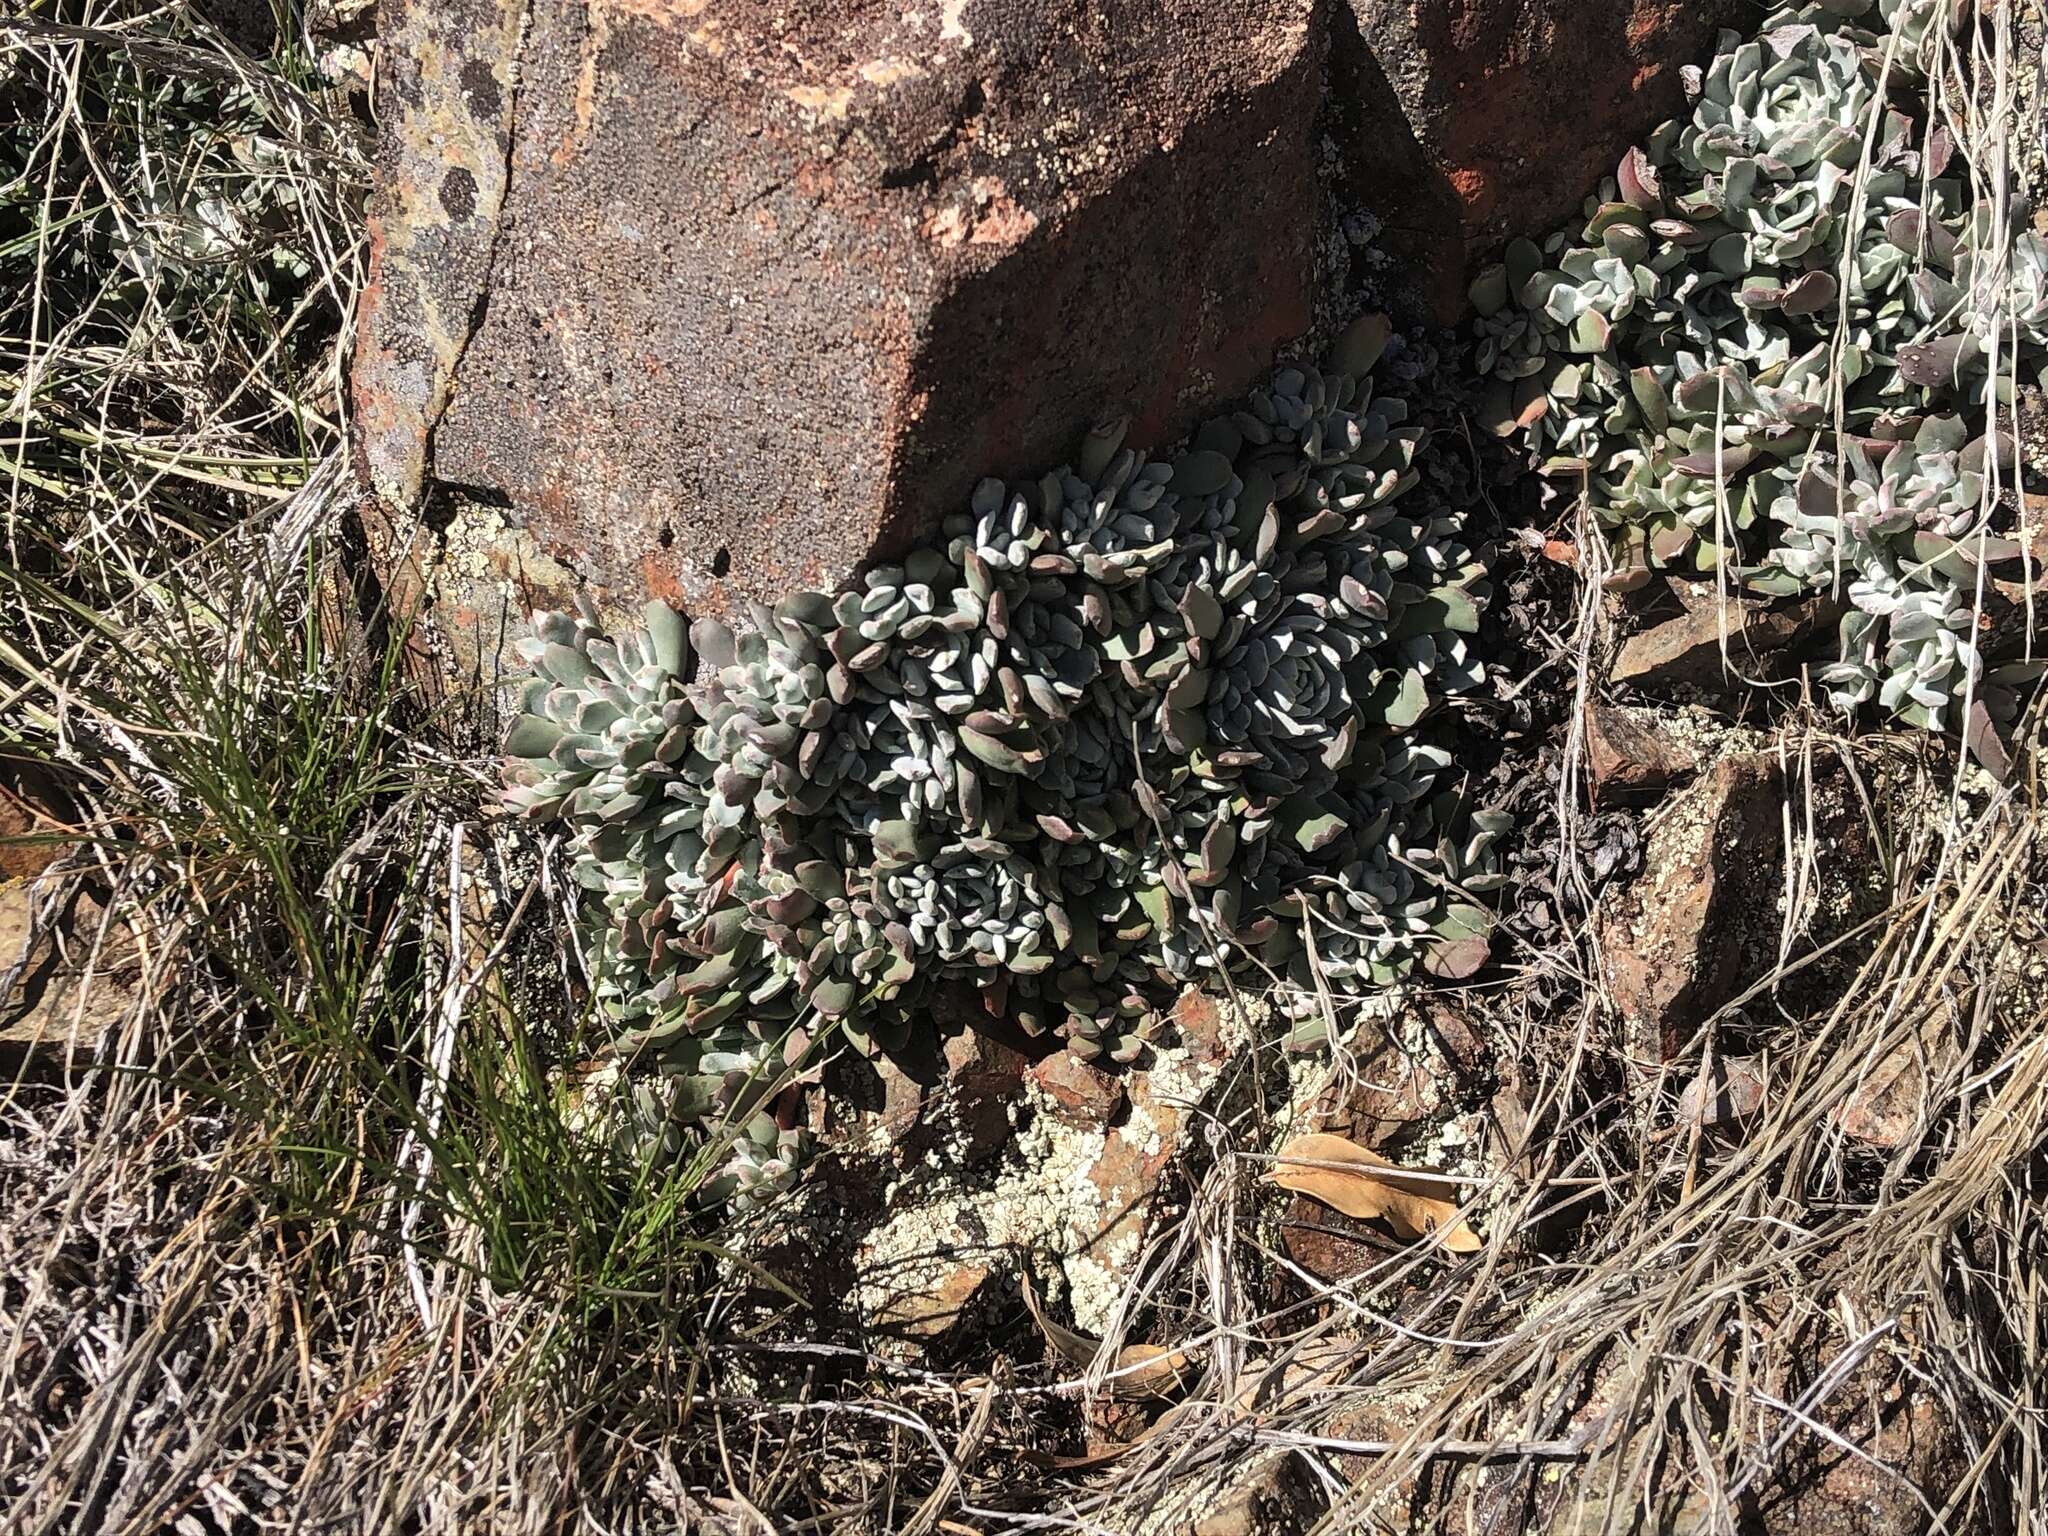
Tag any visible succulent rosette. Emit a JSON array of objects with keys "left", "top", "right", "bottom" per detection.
[
  {"left": 1477, "top": 0, "right": 2047, "bottom": 750},
  {"left": 503, "top": 310, "right": 1503, "bottom": 1194}
]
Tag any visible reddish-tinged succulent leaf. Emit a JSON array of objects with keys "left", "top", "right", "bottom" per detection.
[
  {"left": 1673, "top": 441, "right": 1760, "bottom": 478},
  {"left": 1779, "top": 269, "right": 1838, "bottom": 315},
  {"left": 1423, "top": 936, "right": 1490, "bottom": 979},
  {"left": 1898, "top": 334, "right": 1978, "bottom": 387},
  {"left": 1618, "top": 145, "right": 1664, "bottom": 211},
  {"left": 1965, "top": 699, "right": 2012, "bottom": 782}
]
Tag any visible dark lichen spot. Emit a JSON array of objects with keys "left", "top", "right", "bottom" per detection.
[
  {"left": 458, "top": 59, "right": 502, "bottom": 119},
  {"left": 440, "top": 167, "right": 479, "bottom": 222}
]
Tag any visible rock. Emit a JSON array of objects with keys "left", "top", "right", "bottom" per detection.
[
  {"left": 356, "top": 0, "right": 1325, "bottom": 640},
  {"left": 1027, "top": 1051, "right": 1125, "bottom": 1127},
  {"left": 1675, "top": 1053, "right": 1768, "bottom": 1129},
  {"left": 1189, "top": 1450, "right": 1325, "bottom": 1536},
  {"left": 354, "top": 0, "right": 1737, "bottom": 677},
  {"left": 1422, "top": 997, "right": 1488, "bottom": 1079},
  {"left": 1278, "top": 1191, "right": 1394, "bottom": 1288},
  {"left": 1171, "top": 984, "right": 1242, "bottom": 1071},
  {"left": 1540, "top": 1325, "right": 1969, "bottom": 1535},
  {"left": 1599, "top": 754, "right": 1784, "bottom": 1061},
  {"left": 1061, "top": 1011, "right": 1241, "bottom": 1325},
  {"left": 0, "top": 883, "right": 140, "bottom": 1076},
  {"left": 1838, "top": 1027, "right": 1954, "bottom": 1150},
  {"left": 863, "top": 1256, "right": 996, "bottom": 1343},
  {"left": 1332, "top": 0, "right": 1753, "bottom": 321},
  {"left": 0, "top": 773, "right": 69, "bottom": 881},
  {"left": 1583, "top": 701, "right": 1700, "bottom": 806},
  {"left": 1750, "top": 1360, "right": 1969, "bottom": 1536},
  {"left": 868, "top": 1016, "right": 1029, "bottom": 1165},
  {"left": 938, "top": 1021, "right": 1031, "bottom": 1153},
  {"left": 1611, "top": 587, "right": 1841, "bottom": 692}
]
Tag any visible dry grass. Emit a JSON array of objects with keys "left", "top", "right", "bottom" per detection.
[{"left": 2, "top": 3, "right": 2046, "bottom": 1534}]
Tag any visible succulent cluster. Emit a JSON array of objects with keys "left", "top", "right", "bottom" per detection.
[
  {"left": 1477, "top": 0, "right": 2048, "bottom": 737},
  {"left": 505, "top": 319, "right": 1499, "bottom": 1192}
]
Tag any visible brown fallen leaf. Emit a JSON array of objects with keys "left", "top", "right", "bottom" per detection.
[
  {"left": 1017, "top": 1269, "right": 1196, "bottom": 1401},
  {"left": 1266, "top": 1132, "right": 1484, "bottom": 1253}
]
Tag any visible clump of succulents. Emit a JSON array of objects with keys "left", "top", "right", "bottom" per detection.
[
  {"left": 504, "top": 316, "right": 1498, "bottom": 1201},
  {"left": 1476, "top": 0, "right": 2048, "bottom": 748}
]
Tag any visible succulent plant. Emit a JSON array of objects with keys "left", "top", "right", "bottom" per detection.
[
  {"left": 1479, "top": 0, "right": 2046, "bottom": 754},
  {"left": 504, "top": 314, "right": 1503, "bottom": 1201}
]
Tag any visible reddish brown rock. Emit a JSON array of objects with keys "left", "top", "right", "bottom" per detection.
[
  {"left": 1333, "top": 0, "right": 1752, "bottom": 321},
  {"left": 0, "top": 787, "right": 58, "bottom": 882},
  {"left": 1675, "top": 1053, "right": 1768, "bottom": 1130},
  {"left": 870, "top": 1019, "right": 1028, "bottom": 1164},
  {"left": 1170, "top": 985, "right": 1238, "bottom": 1071},
  {"left": 1583, "top": 700, "right": 1700, "bottom": 806},
  {"left": 1061, "top": 1004, "right": 1240, "bottom": 1300},
  {"left": 1611, "top": 586, "right": 1841, "bottom": 692},
  {"left": 865, "top": 1257, "right": 996, "bottom": 1342},
  {"left": 355, "top": 0, "right": 1741, "bottom": 671},
  {"left": 1599, "top": 754, "right": 1784, "bottom": 1061},
  {"left": 359, "top": 0, "right": 1325, "bottom": 627},
  {"left": 1838, "top": 1026, "right": 1954, "bottom": 1151},
  {"left": 1189, "top": 1451, "right": 1327, "bottom": 1536},
  {"left": 1422, "top": 997, "right": 1487, "bottom": 1078},
  {"left": 1277, "top": 1192, "right": 1396, "bottom": 1288},
  {"left": 0, "top": 884, "right": 141, "bottom": 1076},
  {"left": 1028, "top": 1051, "right": 1125, "bottom": 1127}
]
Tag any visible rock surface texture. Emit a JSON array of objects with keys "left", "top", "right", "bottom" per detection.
[
  {"left": 1333, "top": 0, "right": 1751, "bottom": 321},
  {"left": 355, "top": 0, "right": 1735, "bottom": 660}
]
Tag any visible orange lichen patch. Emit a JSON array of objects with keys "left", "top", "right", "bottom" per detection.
[
  {"left": 639, "top": 556, "right": 689, "bottom": 607},
  {"left": 786, "top": 83, "right": 856, "bottom": 120},
  {"left": 1447, "top": 164, "right": 1495, "bottom": 219},
  {"left": 966, "top": 179, "right": 1039, "bottom": 246}
]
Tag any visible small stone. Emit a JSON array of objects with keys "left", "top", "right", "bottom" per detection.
[
  {"left": 1599, "top": 754, "right": 1784, "bottom": 1062},
  {"left": 1423, "top": 997, "right": 1487, "bottom": 1078},
  {"left": 867, "top": 1257, "right": 995, "bottom": 1343},
  {"left": 1170, "top": 986, "right": 1231, "bottom": 1068},
  {"left": 1189, "top": 1450, "right": 1324, "bottom": 1536},
  {"left": 1838, "top": 1032, "right": 1953, "bottom": 1150},
  {"left": 871, "top": 1013, "right": 1029, "bottom": 1165},
  {"left": 0, "top": 883, "right": 139, "bottom": 1076},
  {"left": 1583, "top": 700, "right": 1699, "bottom": 805},
  {"left": 0, "top": 786, "right": 60, "bottom": 881},
  {"left": 1277, "top": 1192, "right": 1389, "bottom": 1288},
  {"left": 1611, "top": 586, "right": 1840, "bottom": 692},
  {"left": 939, "top": 1023, "right": 1030, "bottom": 1155},
  {"left": 1675, "top": 1054, "right": 1768, "bottom": 1129},
  {"left": 1028, "top": 1052, "right": 1125, "bottom": 1126}
]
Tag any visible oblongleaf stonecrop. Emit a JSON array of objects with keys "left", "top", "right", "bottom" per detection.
[
  {"left": 503, "top": 316, "right": 1503, "bottom": 1205},
  {"left": 1476, "top": 0, "right": 2048, "bottom": 739}
]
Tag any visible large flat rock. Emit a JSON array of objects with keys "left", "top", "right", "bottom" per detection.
[
  {"left": 354, "top": 0, "right": 1741, "bottom": 672},
  {"left": 358, "top": 0, "right": 1322, "bottom": 628}
]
